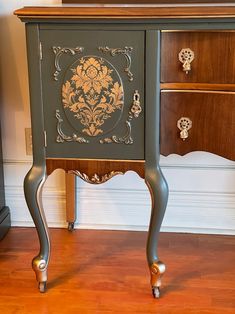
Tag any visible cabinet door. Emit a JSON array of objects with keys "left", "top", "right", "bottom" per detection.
[
  {"left": 40, "top": 29, "right": 145, "bottom": 160},
  {"left": 160, "top": 91, "right": 235, "bottom": 160}
]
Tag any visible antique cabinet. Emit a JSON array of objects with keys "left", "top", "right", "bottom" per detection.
[{"left": 15, "top": 1, "right": 235, "bottom": 297}]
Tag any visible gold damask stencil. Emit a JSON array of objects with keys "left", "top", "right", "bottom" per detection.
[{"left": 62, "top": 56, "right": 124, "bottom": 137}]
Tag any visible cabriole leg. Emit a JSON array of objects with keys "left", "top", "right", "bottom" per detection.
[
  {"left": 24, "top": 165, "right": 50, "bottom": 293},
  {"left": 145, "top": 166, "right": 169, "bottom": 298}
]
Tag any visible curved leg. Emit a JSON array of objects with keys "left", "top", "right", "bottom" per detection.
[
  {"left": 24, "top": 165, "right": 50, "bottom": 293},
  {"left": 145, "top": 166, "right": 169, "bottom": 298}
]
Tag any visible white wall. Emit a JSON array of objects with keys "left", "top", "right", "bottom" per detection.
[{"left": 1, "top": 1, "right": 235, "bottom": 235}]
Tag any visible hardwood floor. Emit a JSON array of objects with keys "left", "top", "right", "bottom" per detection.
[{"left": 0, "top": 228, "right": 234, "bottom": 314}]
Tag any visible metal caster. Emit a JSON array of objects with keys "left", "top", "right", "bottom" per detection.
[
  {"left": 68, "top": 222, "right": 74, "bottom": 231},
  {"left": 38, "top": 281, "right": 47, "bottom": 293},
  {"left": 152, "top": 287, "right": 160, "bottom": 299}
]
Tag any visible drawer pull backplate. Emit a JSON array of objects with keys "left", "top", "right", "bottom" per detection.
[
  {"left": 178, "top": 48, "right": 195, "bottom": 74},
  {"left": 177, "top": 117, "right": 192, "bottom": 141}
]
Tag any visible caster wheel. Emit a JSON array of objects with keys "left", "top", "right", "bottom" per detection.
[
  {"left": 152, "top": 287, "right": 160, "bottom": 299},
  {"left": 38, "top": 281, "right": 47, "bottom": 293},
  {"left": 68, "top": 222, "right": 74, "bottom": 231}
]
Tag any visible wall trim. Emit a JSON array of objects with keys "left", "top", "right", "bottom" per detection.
[
  {"left": 6, "top": 185, "right": 235, "bottom": 235},
  {"left": 3, "top": 157, "right": 235, "bottom": 170}
]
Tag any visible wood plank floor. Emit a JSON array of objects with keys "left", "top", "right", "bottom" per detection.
[{"left": 0, "top": 228, "right": 234, "bottom": 314}]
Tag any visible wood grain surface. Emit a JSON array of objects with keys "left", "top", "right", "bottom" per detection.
[
  {"left": 65, "top": 173, "right": 76, "bottom": 224},
  {"left": 46, "top": 158, "right": 145, "bottom": 178},
  {"left": 0, "top": 228, "right": 235, "bottom": 313},
  {"left": 160, "top": 91, "right": 235, "bottom": 160},
  {"left": 161, "top": 31, "right": 235, "bottom": 84},
  {"left": 161, "top": 83, "right": 235, "bottom": 92},
  {"left": 63, "top": 0, "right": 235, "bottom": 3},
  {"left": 14, "top": 5, "right": 235, "bottom": 19}
]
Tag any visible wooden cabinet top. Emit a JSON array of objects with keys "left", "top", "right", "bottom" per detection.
[{"left": 14, "top": 1, "right": 235, "bottom": 20}]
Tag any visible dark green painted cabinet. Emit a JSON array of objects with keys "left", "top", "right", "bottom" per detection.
[
  {"left": 40, "top": 30, "right": 145, "bottom": 159},
  {"left": 16, "top": 0, "right": 235, "bottom": 298}
]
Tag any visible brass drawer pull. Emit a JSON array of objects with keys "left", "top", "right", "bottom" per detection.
[
  {"left": 178, "top": 48, "right": 195, "bottom": 74},
  {"left": 177, "top": 117, "right": 192, "bottom": 140}
]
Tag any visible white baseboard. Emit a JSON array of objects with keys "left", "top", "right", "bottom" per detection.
[
  {"left": 6, "top": 184, "right": 235, "bottom": 235},
  {"left": 3, "top": 157, "right": 235, "bottom": 235}
]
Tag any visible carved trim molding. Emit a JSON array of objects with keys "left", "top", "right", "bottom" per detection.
[
  {"left": 55, "top": 110, "right": 89, "bottom": 143},
  {"left": 99, "top": 90, "right": 141, "bottom": 145},
  {"left": 100, "top": 120, "right": 133, "bottom": 144},
  {"left": 68, "top": 170, "right": 124, "bottom": 184},
  {"left": 99, "top": 46, "right": 133, "bottom": 81},
  {"left": 52, "top": 46, "right": 84, "bottom": 80}
]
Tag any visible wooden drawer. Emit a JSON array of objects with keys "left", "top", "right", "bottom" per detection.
[
  {"left": 40, "top": 29, "right": 145, "bottom": 160},
  {"left": 160, "top": 91, "right": 235, "bottom": 160},
  {"left": 161, "top": 31, "right": 235, "bottom": 84}
]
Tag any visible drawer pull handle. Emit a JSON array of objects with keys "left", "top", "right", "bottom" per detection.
[
  {"left": 131, "top": 90, "right": 142, "bottom": 118},
  {"left": 178, "top": 48, "right": 195, "bottom": 74},
  {"left": 177, "top": 117, "right": 192, "bottom": 141}
]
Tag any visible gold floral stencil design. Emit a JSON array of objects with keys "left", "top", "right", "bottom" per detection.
[{"left": 62, "top": 56, "right": 124, "bottom": 137}]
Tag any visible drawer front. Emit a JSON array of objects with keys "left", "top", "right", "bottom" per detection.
[
  {"left": 161, "top": 31, "right": 235, "bottom": 84},
  {"left": 40, "top": 30, "right": 145, "bottom": 160},
  {"left": 160, "top": 91, "right": 235, "bottom": 160}
]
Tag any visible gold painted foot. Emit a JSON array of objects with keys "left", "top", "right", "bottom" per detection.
[
  {"left": 32, "top": 256, "right": 48, "bottom": 292},
  {"left": 150, "top": 261, "right": 166, "bottom": 298}
]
